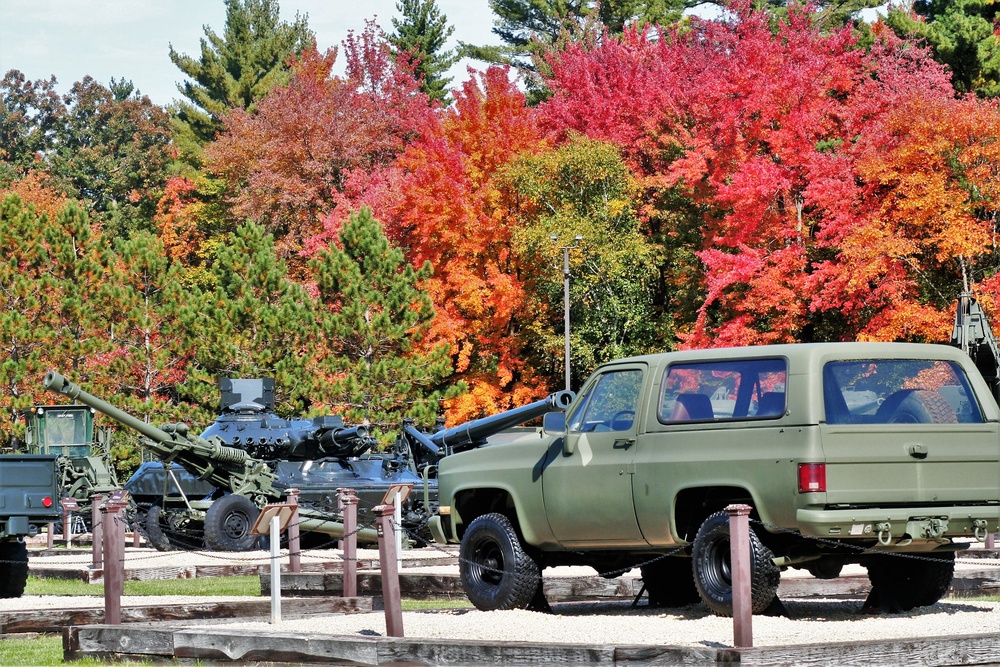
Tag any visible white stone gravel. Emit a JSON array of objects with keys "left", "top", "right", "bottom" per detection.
[{"left": 208, "top": 598, "right": 1000, "bottom": 648}]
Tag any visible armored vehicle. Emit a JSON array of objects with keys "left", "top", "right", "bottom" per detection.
[
  {"left": 431, "top": 300, "right": 1000, "bottom": 616},
  {"left": 44, "top": 372, "right": 574, "bottom": 553},
  {"left": 24, "top": 404, "right": 118, "bottom": 530}
]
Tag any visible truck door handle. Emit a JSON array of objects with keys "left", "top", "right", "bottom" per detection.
[
  {"left": 908, "top": 444, "right": 928, "bottom": 459},
  {"left": 613, "top": 438, "right": 635, "bottom": 450}
]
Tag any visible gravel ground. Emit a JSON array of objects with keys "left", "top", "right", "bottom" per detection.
[{"left": 209, "top": 598, "right": 1000, "bottom": 648}]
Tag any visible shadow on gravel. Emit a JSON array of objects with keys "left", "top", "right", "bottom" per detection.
[{"left": 546, "top": 598, "right": 991, "bottom": 621}]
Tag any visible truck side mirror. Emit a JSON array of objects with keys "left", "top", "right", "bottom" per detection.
[{"left": 543, "top": 411, "right": 566, "bottom": 434}]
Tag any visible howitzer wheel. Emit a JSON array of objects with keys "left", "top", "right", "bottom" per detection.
[
  {"left": 0, "top": 540, "right": 29, "bottom": 598},
  {"left": 459, "top": 513, "right": 540, "bottom": 611},
  {"left": 204, "top": 494, "right": 259, "bottom": 552},
  {"left": 145, "top": 505, "right": 175, "bottom": 552}
]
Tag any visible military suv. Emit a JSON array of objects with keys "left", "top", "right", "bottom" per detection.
[{"left": 429, "top": 343, "right": 1000, "bottom": 615}]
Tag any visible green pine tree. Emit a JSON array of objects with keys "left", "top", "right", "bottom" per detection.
[
  {"left": 310, "top": 207, "right": 464, "bottom": 438},
  {"left": 886, "top": 0, "right": 1000, "bottom": 97},
  {"left": 388, "top": 0, "right": 459, "bottom": 104},
  {"left": 169, "top": 0, "right": 314, "bottom": 146},
  {"left": 178, "top": 221, "right": 315, "bottom": 417}
]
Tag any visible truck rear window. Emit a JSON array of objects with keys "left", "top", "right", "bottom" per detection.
[
  {"left": 823, "top": 359, "right": 985, "bottom": 424},
  {"left": 659, "top": 358, "right": 787, "bottom": 423}
]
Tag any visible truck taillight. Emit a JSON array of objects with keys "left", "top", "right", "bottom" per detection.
[
  {"left": 42, "top": 497, "right": 53, "bottom": 508},
  {"left": 798, "top": 463, "right": 826, "bottom": 493}
]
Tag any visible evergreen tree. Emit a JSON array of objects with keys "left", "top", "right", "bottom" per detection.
[
  {"left": 886, "top": 0, "right": 1000, "bottom": 97},
  {"left": 177, "top": 221, "right": 315, "bottom": 416},
  {"left": 388, "top": 0, "right": 458, "bottom": 104},
  {"left": 169, "top": 0, "right": 314, "bottom": 145},
  {"left": 311, "top": 207, "right": 464, "bottom": 437}
]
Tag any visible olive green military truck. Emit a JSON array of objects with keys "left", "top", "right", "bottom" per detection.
[{"left": 430, "top": 337, "right": 1000, "bottom": 616}]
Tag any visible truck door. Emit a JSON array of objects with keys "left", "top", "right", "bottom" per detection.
[
  {"left": 542, "top": 365, "right": 645, "bottom": 547},
  {"left": 820, "top": 358, "right": 1000, "bottom": 509}
]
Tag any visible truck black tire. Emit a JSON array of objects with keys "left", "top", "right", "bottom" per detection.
[
  {"left": 459, "top": 513, "right": 540, "bottom": 611},
  {"left": 691, "top": 511, "right": 780, "bottom": 616},
  {"left": 864, "top": 552, "right": 955, "bottom": 611},
  {"left": 145, "top": 505, "right": 175, "bottom": 552},
  {"left": 0, "top": 540, "right": 29, "bottom": 598},
  {"left": 641, "top": 556, "right": 701, "bottom": 607},
  {"left": 204, "top": 494, "right": 259, "bottom": 552}
]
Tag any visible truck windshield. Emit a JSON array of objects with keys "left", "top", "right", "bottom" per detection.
[{"left": 823, "top": 359, "right": 984, "bottom": 424}]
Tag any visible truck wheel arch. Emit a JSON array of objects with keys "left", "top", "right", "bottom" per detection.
[
  {"left": 673, "top": 486, "right": 758, "bottom": 543},
  {"left": 452, "top": 488, "right": 518, "bottom": 539}
]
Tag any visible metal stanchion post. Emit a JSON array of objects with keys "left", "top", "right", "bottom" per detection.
[
  {"left": 270, "top": 513, "right": 281, "bottom": 624},
  {"left": 341, "top": 489, "right": 358, "bottom": 598},
  {"left": 726, "top": 503, "right": 753, "bottom": 648},
  {"left": 90, "top": 493, "right": 104, "bottom": 570},
  {"left": 376, "top": 504, "right": 403, "bottom": 638},
  {"left": 286, "top": 488, "right": 301, "bottom": 573}
]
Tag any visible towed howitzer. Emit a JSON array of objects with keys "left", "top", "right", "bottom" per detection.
[
  {"left": 43, "top": 371, "right": 381, "bottom": 547},
  {"left": 951, "top": 291, "right": 1000, "bottom": 403}
]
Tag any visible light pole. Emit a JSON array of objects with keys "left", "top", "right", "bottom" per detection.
[{"left": 552, "top": 234, "right": 583, "bottom": 391}]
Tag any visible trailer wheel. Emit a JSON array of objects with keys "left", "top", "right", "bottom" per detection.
[
  {"left": 641, "top": 556, "right": 700, "bottom": 607},
  {"left": 459, "top": 513, "right": 539, "bottom": 610},
  {"left": 864, "top": 552, "right": 954, "bottom": 611},
  {"left": 204, "top": 495, "right": 259, "bottom": 552},
  {"left": 0, "top": 540, "right": 29, "bottom": 598},
  {"left": 145, "top": 505, "right": 175, "bottom": 552},
  {"left": 691, "top": 511, "right": 780, "bottom": 616},
  {"left": 879, "top": 390, "right": 957, "bottom": 424}
]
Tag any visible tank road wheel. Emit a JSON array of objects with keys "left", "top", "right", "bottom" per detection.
[
  {"left": 145, "top": 505, "right": 175, "bottom": 552},
  {"left": 863, "top": 552, "right": 955, "bottom": 612},
  {"left": 459, "top": 513, "right": 539, "bottom": 611},
  {"left": 204, "top": 495, "right": 259, "bottom": 552},
  {"left": 0, "top": 540, "right": 29, "bottom": 598},
  {"left": 641, "top": 556, "right": 701, "bottom": 608},
  {"left": 691, "top": 511, "right": 780, "bottom": 616}
]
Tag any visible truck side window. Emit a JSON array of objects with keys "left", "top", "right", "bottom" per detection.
[
  {"left": 659, "top": 358, "right": 788, "bottom": 423},
  {"left": 823, "top": 359, "right": 985, "bottom": 425},
  {"left": 566, "top": 369, "right": 643, "bottom": 433}
]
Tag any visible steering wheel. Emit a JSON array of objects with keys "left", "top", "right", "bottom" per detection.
[{"left": 610, "top": 409, "right": 636, "bottom": 430}]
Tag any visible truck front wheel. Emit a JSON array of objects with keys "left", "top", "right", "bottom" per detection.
[
  {"left": 459, "top": 513, "right": 539, "bottom": 611},
  {"left": 0, "top": 540, "right": 29, "bottom": 598},
  {"left": 691, "top": 511, "right": 780, "bottom": 616}
]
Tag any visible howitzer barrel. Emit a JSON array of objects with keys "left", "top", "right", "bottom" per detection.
[
  {"left": 44, "top": 371, "right": 177, "bottom": 445},
  {"left": 431, "top": 390, "right": 575, "bottom": 451}
]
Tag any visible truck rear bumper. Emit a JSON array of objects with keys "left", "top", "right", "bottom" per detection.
[{"left": 796, "top": 507, "right": 1000, "bottom": 546}]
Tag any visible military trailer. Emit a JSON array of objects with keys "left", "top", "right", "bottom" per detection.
[
  {"left": 431, "top": 333, "right": 1000, "bottom": 616},
  {"left": 0, "top": 454, "right": 60, "bottom": 597}
]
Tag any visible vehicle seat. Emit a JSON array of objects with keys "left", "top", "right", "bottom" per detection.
[
  {"left": 669, "top": 393, "right": 714, "bottom": 421},
  {"left": 757, "top": 392, "right": 785, "bottom": 417}
]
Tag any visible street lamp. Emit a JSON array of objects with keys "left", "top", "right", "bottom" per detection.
[{"left": 551, "top": 234, "right": 583, "bottom": 391}]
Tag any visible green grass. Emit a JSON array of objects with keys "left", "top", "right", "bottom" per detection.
[{"left": 26, "top": 575, "right": 261, "bottom": 597}]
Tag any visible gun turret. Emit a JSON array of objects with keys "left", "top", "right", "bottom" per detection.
[
  {"left": 951, "top": 292, "right": 1000, "bottom": 403},
  {"left": 427, "top": 390, "right": 575, "bottom": 454},
  {"left": 43, "top": 371, "right": 278, "bottom": 502}
]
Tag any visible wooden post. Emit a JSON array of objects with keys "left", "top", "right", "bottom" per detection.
[
  {"left": 375, "top": 503, "right": 403, "bottom": 638},
  {"left": 270, "top": 514, "right": 281, "bottom": 624},
  {"left": 340, "top": 489, "right": 358, "bottom": 598},
  {"left": 726, "top": 503, "right": 753, "bottom": 648},
  {"left": 987, "top": 533, "right": 996, "bottom": 550},
  {"left": 286, "top": 488, "right": 301, "bottom": 574},
  {"left": 46, "top": 523, "right": 54, "bottom": 549},
  {"left": 101, "top": 497, "right": 129, "bottom": 625},
  {"left": 90, "top": 493, "right": 104, "bottom": 570}
]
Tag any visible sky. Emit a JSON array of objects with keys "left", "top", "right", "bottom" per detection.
[{"left": 0, "top": 0, "right": 501, "bottom": 107}]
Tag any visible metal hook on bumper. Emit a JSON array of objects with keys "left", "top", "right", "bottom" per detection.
[
  {"left": 974, "top": 519, "right": 989, "bottom": 542},
  {"left": 875, "top": 522, "right": 893, "bottom": 546}
]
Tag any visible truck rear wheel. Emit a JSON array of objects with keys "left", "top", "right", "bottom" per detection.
[
  {"left": 204, "top": 495, "right": 259, "bottom": 552},
  {"left": 864, "top": 552, "right": 954, "bottom": 611},
  {"left": 459, "top": 513, "right": 539, "bottom": 611},
  {"left": 641, "top": 556, "right": 700, "bottom": 607},
  {"left": 0, "top": 540, "right": 29, "bottom": 598},
  {"left": 691, "top": 511, "right": 780, "bottom": 616}
]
